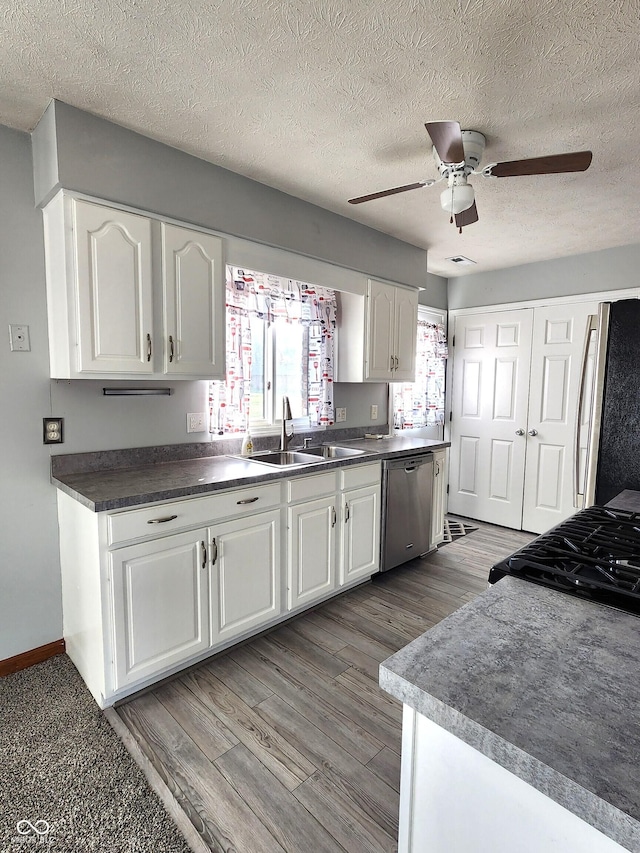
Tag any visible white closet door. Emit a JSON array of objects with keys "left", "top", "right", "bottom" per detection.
[
  {"left": 522, "top": 302, "right": 599, "bottom": 534},
  {"left": 448, "top": 310, "right": 533, "bottom": 528}
]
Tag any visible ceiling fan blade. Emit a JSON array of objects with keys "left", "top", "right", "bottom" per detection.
[
  {"left": 425, "top": 121, "right": 465, "bottom": 164},
  {"left": 348, "top": 181, "right": 427, "bottom": 204},
  {"left": 491, "top": 151, "right": 592, "bottom": 178},
  {"left": 455, "top": 200, "right": 479, "bottom": 228}
]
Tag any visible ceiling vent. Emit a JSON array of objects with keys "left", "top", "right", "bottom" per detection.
[{"left": 446, "top": 255, "right": 476, "bottom": 266}]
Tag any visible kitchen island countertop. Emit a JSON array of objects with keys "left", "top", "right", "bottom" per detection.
[
  {"left": 51, "top": 435, "right": 449, "bottom": 512},
  {"left": 380, "top": 575, "right": 640, "bottom": 851}
]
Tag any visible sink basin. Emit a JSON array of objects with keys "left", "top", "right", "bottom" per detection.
[
  {"left": 303, "top": 445, "right": 368, "bottom": 459},
  {"left": 239, "top": 450, "right": 324, "bottom": 467}
]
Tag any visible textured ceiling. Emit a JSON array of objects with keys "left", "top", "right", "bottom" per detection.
[{"left": 2, "top": 0, "right": 640, "bottom": 277}]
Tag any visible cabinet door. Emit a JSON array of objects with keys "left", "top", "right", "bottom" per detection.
[
  {"left": 110, "top": 531, "right": 209, "bottom": 689},
  {"left": 210, "top": 510, "right": 281, "bottom": 643},
  {"left": 74, "top": 200, "right": 154, "bottom": 374},
  {"left": 162, "top": 223, "right": 225, "bottom": 377},
  {"left": 340, "top": 484, "right": 381, "bottom": 585},
  {"left": 430, "top": 449, "right": 448, "bottom": 547},
  {"left": 365, "top": 279, "right": 395, "bottom": 380},
  {"left": 288, "top": 497, "right": 337, "bottom": 609},
  {"left": 393, "top": 286, "right": 419, "bottom": 381}
]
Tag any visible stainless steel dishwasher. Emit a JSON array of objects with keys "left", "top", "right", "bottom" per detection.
[{"left": 380, "top": 453, "right": 433, "bottom": 572}]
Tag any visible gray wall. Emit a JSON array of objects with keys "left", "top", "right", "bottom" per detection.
[
  {"left": 33, "top": 101, "right": 429, "bottom": 290},
  {"left": 420, "top": 272, "right": 448, "bottom": 310},
  {"left": 0, "top": 126, "right": 62, "bottom": 659},
  {"left": 448, "top": 244, "right": 640, "bottom": 309}
]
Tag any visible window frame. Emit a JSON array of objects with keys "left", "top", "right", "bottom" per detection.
[{"left": 388, "top": 304, "right": 447, "bottom": 436}]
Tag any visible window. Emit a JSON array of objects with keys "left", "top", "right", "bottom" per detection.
[
  {"left": 209, "top": 267, "right": 337, "bottom": 435},
  {"left": 391, "top": 310, "right": 448, "bottom": 430}
]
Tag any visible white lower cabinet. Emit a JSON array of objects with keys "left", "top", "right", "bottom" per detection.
[
  {"left": 340, "top": 484, "right": 380, "bottom": 585},
  {"left": 110, "top": 530, "right": 210, "bottom": 690},
  {"left": 288, "top": 497, "right": 337, "bottom": 609},
  {"left": 210, "top": 510, "right": 281, "bottom": 642},
  {"left": 430, "top": 448, "right": 448, "bottom": 548},
  {"left": 287, "top": 462, "right": 382, "bottom": 609},
  {"left": 58, "top": 460, "right": 382, "bottom": 708}
]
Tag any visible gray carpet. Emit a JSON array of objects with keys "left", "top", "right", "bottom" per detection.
[{"left": 0, "top": 654, "right": 192, "bottom": 852}]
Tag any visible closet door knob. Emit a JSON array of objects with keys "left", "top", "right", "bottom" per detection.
[
  {"left": 515, "top": 429, "right": 525, "bottom": 436},
  {"left": 528, "top": 428, "right": 538, "bottom": 436}
]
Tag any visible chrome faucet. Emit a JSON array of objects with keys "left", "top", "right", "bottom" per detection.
[{"left": 280, "top": 396, "right": 294, "bottom": 450}]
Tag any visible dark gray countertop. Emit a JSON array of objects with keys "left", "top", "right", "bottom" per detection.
[
  {"left": 607, "top": 490, "right": 640, "bottom": 513},
  {"left": 52, "top": 436, "right": 449, "bottom": 512},
  {"left": 380, "top": 576, "right": 640, "bottom": 851}
]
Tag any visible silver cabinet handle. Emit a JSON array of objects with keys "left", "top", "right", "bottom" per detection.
[
  {"left": 331, "top": 506, "right": 337, "bottom": 527},
  {"left": 211, "top": 537, "right": 218, "bottom": 566},
  {"left": 201, "top": 541, "right": 207, "bottom": 569},
  {"left": 395, "top": 356, "right": 399, "bottom": 370},
  {"left": 345, "top": 502, "right": 350, "bottom": 523},
  {"left": 515, "top": 429, "right": 525, "bottom": 436},
  {"left": 169, "top": 335, "right": 174, "bottom": 363},
  {"left": 390, "top": 355, "right": 395, "bottom": 371},
  {"left": 237, "top": 496, "right": 259, "bottom": 505},
  {"left": 146, "top": 333, "right": 152, "bottom": 362},
  {"left": 528, "top": 429, "right": 538, "bottom": 436},
  {"left": 147, "top": 514, "right": 178, "bottom": 524}
]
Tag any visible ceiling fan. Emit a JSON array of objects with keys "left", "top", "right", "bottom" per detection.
[{"left": 348, "top": 121, "right": 593, "bottom": 232}]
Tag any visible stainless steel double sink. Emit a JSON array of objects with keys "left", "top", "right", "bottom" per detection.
[{"left": 234, "top": 445, "right": 368, "bottom": 467}]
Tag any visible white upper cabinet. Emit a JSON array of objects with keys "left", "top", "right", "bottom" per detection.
[
  {"left": 162, "top": 223, "right": 224, "bottom": 377},
  {"left": 337, "top": 278, "right": 419, "bottom": 382},
  {"left": 43, "top": 193, "right": 225, "bottom": 380}
]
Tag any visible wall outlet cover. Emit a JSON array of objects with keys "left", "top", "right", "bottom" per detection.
[
  {"left": 43, "top": 417, "right": 64, "bottom": 444},
  {"left": 187, "top": 412, "right": 207, "bottom": 433},
  {"left": 9, "top": 324, "right": 30, "bottom": 352},
  {"left": 370, "top": 404, "right": 378, "bottom": 420},
  {"left": 336, "top": 407, "right": 347, "bottom": 422}
]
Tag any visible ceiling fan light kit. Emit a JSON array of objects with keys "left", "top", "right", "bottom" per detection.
[
  {"left": 348, "top": 121, "right": 593, "bottom": 233},
  {"left": 440, "top": 181, "right": 475, "bottom": 215}
]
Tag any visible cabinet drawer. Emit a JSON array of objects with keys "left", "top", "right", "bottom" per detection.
[
  {"left": 287, "top": 471, "right": 337, "bottom": 503},
  {"left": 340, "top": 462, "right": 381, "bottom": 491},
  {"left": 107, "top": 482, "right": 281, "bottom": 546}
]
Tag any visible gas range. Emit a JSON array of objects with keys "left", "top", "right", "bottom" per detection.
[{"left": 488, "top": 505, "right": 640, "bottom": 615}]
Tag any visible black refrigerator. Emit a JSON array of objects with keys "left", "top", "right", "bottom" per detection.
[{"left": 584, "top": 298, "right": 640, "bottom": 506}]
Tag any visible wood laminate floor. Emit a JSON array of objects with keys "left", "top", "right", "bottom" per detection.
[{"left": 116, "top": 519, "right": 533, "bottom": 853}]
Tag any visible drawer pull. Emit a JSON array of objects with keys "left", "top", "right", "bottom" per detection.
[
  {"left": 237, "top": 496, "right": 259, "bottom": 505},
  {"left": 147, "top": 333, "right": 152, "bottom": 362},
  {"left": 344, "top": 502, "right": 350, "bottom": 523},
  {"left": 211, "top": 537, "right": 218, "bottom": 566},
  {"left": 147, "top": 514, "right": 178, "bottom": 524},
  {"left": 201, "top": 541, "right": 207, "bottom": 569}
]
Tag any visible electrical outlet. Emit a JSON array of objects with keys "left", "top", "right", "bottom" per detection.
[
  {"left": 370, "top": 404, "right": 378, "bottom": 420},
  {"left": 9, "top": 324, "right": 30, "bottom": 351},
  {"left": 43, "top": 417, "right": 64, "bottom": 444},
  {"left": 336, "top": 407, "right": 347, "bottom": 423},
  {"left": 187, "top": 412, "right": 206, "bottom": 433}
]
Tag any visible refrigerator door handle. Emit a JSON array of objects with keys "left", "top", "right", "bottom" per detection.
[
  {"left": 583, "top": 303, "right": 611, "bottom": 508},
  {"left": 574, "top": 313, "right": 598, "bottom": 508}
]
